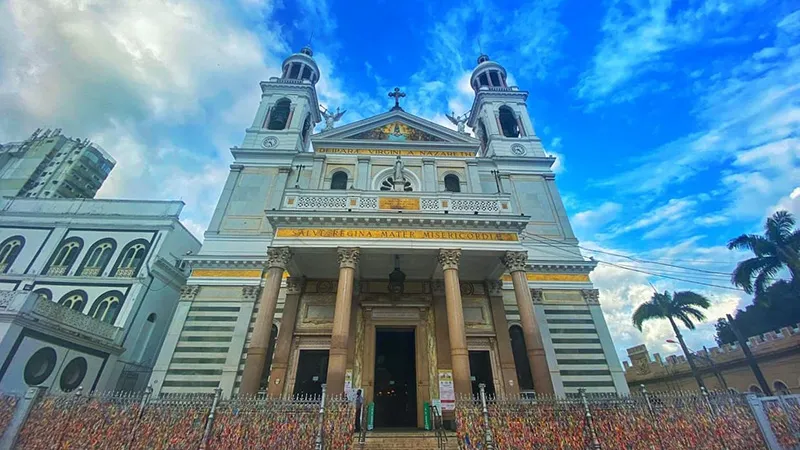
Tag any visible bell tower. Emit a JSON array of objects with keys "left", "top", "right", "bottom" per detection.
[
  {"left": 242, "top": 46, "right": 322, "bottom": 153},
  {"left": 466, "top": 54, "right": 546, "bottom": 158}
]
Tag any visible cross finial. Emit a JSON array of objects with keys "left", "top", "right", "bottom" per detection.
[{"left": 388, "top": 87, "right": 406, "bottom": 111}]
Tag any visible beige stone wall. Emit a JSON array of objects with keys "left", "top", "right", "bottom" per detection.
[{"left": 625, "top": 325, "right": 800, "bottom": 394}]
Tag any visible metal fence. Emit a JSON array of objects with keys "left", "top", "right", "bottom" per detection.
[
  {"left": 456, "top": 385, "right": 800, "bottom": 450},
  {"left": 0, "top": 385, "right": 354, "bottom": 450}
]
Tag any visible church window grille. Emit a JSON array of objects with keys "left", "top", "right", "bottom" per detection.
[
  {"left": 47, "top": 237, "right": 83, "bottom": 275},
  {"left": 478, "top": 73, "right": 489, "bottom": 87},
  {"left": 78, "top": 239, "right": 116, "bottom": 276},
  {"left": 0, "top": 236, "right": 24, "bottom": 273},
  {"left": 112, "top": 239, "right": 149, "bottom": 277},
  {"left": 444, "top": 174, "right": 461, "bottom": 193},
  {"left": 380, "top": 177, "right": 413, "bottom": 192},
  {"left": 267, "top": 99, "right": 291, "bottom": 130},
  {"left": 330, "top": 171, "right": 348, "bottom": 190},
  {"left": 58, "top": 290, "right": 87, "bottom": 312},
  {"left": 499, "top": 106, "right": 520, "bottom": 137},
  {"left": 301, "top": 66, "right": 312, "bottom": 80},
  {"left": 89, "top": 291, "right": 124, "bottom": 325}
]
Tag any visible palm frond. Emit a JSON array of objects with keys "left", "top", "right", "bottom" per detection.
[
  {"left": 727, "top": 234, "right": 777, "bottom": 256},
  {"left": 766, "top": 210, "right": 795, "bottom": 243},
  {"left": 753, "top": 260, "right": 781, "bottom": 297},
  {"left": 632, "top": 301, "right": 666, "bottom": 331},
  {"left": 673, "top": 291, "right": 711, "bottom": 309},
  {"left": 731, "top": 257, "right": 777, "bottom": 294},
  {"left": 674, "top": 311, "right": 697, "bottom": 330},
  {"left": 681, "top": 306, "right": 708, "bottom": 324}
]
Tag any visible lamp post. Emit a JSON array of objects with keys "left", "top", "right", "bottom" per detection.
[{"left": 665, "top": 340, "right": 728, "bottom": 391}]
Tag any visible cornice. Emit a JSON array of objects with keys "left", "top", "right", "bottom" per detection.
[
  {"left": 528, "top": 260, "right": 597, "bottom": 274},
  {"left": 312, "top": 109, "right": 478, "bottom": 144},
  {"left": 264, "top": 210, "right": 530, "bottom": 232},
  {"left": 183, "top": 257, "right": 267, "bottom": 270}
]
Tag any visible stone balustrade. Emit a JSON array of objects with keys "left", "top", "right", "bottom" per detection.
[{"left": 281, "top": 189, "right": 514, "bottom": 215}]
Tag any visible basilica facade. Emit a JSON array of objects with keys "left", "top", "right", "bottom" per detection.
[{"left": 149, "top": 47, "right": 627, "bottom": 428}]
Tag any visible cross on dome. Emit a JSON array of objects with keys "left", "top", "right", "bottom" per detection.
[{"left": 388, "top": 87, "right": 406, "bottom": 111}]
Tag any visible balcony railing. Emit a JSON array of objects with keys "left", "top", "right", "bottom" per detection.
[
  {"left": 115, "top": 267, "right": 136, "bottom": 277},
  {"left": 46, "top": 266, "right": 68, "bottom": 276},
  {"left": 81, "top": 267, "right": 101, "bottom": 277},
  {"left": 281, "top": 189, "right": 515, "bottom": 215}
]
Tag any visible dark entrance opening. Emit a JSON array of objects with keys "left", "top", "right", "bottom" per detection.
[
  {"left": 374, "top": 329, "right": 417, "bottom": 428},
  {"left": 469, "top": 351, "right": 495, "bottom": 397},
  {"left": 293, "top": 349, "right": 329, "bottom": 397}
]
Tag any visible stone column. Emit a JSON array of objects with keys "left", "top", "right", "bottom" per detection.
[
  {"left": 438, "top": 249, "right": 472, "bottom": 395},
  {"left": 240, "top": 247, "right": 291, "bottom": 395},
  {"left": 326, "top": 247, "right": 360, "bottom": 396},
  {"left": 502, "top": 251, "right": 553, "bottom": 394},
  {"left": 267, "top": 277, "right": 305, "bottom": 397}
]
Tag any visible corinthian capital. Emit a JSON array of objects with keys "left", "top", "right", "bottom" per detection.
[
  {"left": 581, "top": 289, "right": 600, "bottom": 305},
  {"left": 337, "top": 247, "right": 360, "bottom": 269},
  {"left": 266, "top": 247, "right": 292, "bottom": 270},
  {"left": 501, "top": 251, "right": 528, "bottom": 273},
  {"left": 437, "top": 249, "right": 461, "bottom": 271}
]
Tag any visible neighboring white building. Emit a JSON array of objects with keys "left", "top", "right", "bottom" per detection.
[
  {"left": 150, "top": 45, "right": 628, "bottom": 428},
  {"left": 0, "top": 128, "right": 115, "bottom": 200},
  {"left": 0, "top": 197, "right": 200, "bottom": 394}
]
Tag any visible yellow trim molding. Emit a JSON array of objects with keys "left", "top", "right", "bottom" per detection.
[
  {"left": 379, "top": 197, "right": 420, "bottom": 210},
  {"left": 501, "top": 273, "right": 591, "bottom": 282},
  {"left": 275, "top": 227, "right": 518, "bottom": 242},
  {"left": 316, "top": 148, "right": 475, "bottom": 158},
  {"left": 191, "top": 269, "right": 263, "bottom": 278}
]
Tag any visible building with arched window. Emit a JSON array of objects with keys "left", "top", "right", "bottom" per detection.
[
  {"left": 149, "top": 47, "right": 626, "bottom": 429},
  {"left": 0, "top": 197, "right": 200, "bottom": 394}
]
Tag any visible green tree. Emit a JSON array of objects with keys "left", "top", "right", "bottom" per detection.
[
  {"left": 632, "top": 290, "right": 711, "bottom": 390},
  {"left": 715, "top": 280, "right": 800, "bottom": 345},
  {"left": 728, "top": 210, "right": 800, "bottom": 296}
]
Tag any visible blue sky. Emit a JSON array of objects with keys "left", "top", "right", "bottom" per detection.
[{"left": 0, "top": 0, "right": 798, "bottom": 362}]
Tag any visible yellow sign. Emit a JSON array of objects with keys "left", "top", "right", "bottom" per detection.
[
  {"left": 316, "top": 148, "right": 475, "bottom": 158},
  {"left": 501, "top": 273, "right": 591, "bottom": 282},
  {"left": 191, "top": 269, "right": 290, "bottom": 279},
  {"left": 379, "top": 197, "right": 420, "bottom": 210},
  {"left": 275, "top": 227, "right": 519, "bottom": 241}
]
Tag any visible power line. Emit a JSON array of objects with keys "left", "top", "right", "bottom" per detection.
[
  {"left": 521, "top": 232, "right": 734, "bottom": 276},
  {"left": 520, "top": 233, "right": 744, "bottom": 292}
]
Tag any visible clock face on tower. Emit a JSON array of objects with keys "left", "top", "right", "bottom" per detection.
[
  {"left": 510, "top": 143, "right": 526, "bottom": 156},
  {"left": 262, "top": 136, "right": 279, "bottom": 148}
]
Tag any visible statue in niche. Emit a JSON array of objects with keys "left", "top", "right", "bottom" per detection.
[
  {"left": 393, "top": 156, "right": 406, "bottom": 182},
  {"left": 320, "top": 106, "right": 346, "bottom": 131}
]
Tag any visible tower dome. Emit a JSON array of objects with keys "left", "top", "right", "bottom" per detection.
[
  {"left": 281, "top": 46, "right": 320, "bottom": 85},
  {"left": 470, "top": 54, "right": 508, "bottom": 92}
]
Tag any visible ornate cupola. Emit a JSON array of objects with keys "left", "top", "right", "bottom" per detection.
[
  {"left": 470, "top": 54, "right": 508, "bottom": 91},
  {"left": 280, "top": 46, "right": 321, "bottom": 85},
  {"left": 466, "top": 54, "right": 546, "bottom": 159}
]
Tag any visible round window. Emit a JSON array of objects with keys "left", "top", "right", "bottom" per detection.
[
  {"left": 59, "top": 357, "right": 88, "bottom": 392},
  {"left": 24, "top": 347, "right": 57, "bottom": 386}
]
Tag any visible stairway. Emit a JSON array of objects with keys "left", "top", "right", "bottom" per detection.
[{"left": 357, "top": 429, "right": 460, "bottom": 450}]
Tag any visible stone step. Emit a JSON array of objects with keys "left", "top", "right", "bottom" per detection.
[{"left": 356, "top": 430, "right": 459, "bottom": 450}]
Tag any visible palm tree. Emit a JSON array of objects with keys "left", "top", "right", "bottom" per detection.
[
  {"left": 632, "top": 290, "right": 711, "bottom": 390},
  {"left": 728, "top": 210, "right": 800, "bottom": 296}
]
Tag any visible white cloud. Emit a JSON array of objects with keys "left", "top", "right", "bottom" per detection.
[{"left": 572, "top": 202, "right": 622, "bottom": 234}]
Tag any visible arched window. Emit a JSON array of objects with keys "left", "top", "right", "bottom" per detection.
[
  {"left": 112, "top": 239, "right": 150, "bottom": 277},
  {"left": 498, "top": 106, "right": 520, "bottom": 138},
  {"left": 89, "top": 291, "right": 124, "bottom": 325},
  {"left": 0, "top": 236, "right": 25, "bottom": 273},
  {"left": 58, "top": 290, "right": 87, "bottom": 312},
  {"left": 33, "top": 288, "right": 52, "bottom": 302},
  {"left": 444, "top": 174, "right": 461, "bottom": 193},
  {"left": 267, "top": 98, "right": 291, "bottom": 130},
  {"left": 330, "top": 171, "right": 348, "bottom": 190},
  {"left": 748, "top": 385, "right": 763, "bottom": 395},
  {"left": 77, "top": 238, "right": 116, "bottom": 276},
  {"left": 380, "top": 177, "right": 413, "bottom": 192},
  {"left": 46, "top": 237, "right": 84, "bottom": 275},
  {"left": 509, "top": 325, "right": 534, "bottom": 390},
  {"left": 774, "top": 380, "right": 791, "bottom": 395}
]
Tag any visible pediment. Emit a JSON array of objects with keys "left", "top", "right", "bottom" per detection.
[{"left": 313, "top": 110, "right": 477, "bottom": 144}]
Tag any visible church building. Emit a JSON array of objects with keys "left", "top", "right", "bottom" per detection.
[{"left": 149, "top": 47, "right": 628, "bottom": 428}]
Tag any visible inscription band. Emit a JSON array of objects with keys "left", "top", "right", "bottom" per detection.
[{"left": 275, "top": 228, "right": 519, "bottom": 242}]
